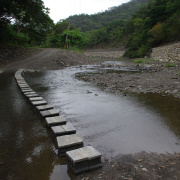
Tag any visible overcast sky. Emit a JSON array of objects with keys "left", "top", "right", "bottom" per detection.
[{"left": 43, "top": 0, "right": 130, "bottom": 23}]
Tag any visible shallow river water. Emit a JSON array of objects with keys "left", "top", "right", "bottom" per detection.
[{"left": 0, "top": 65, "right": 180, "bottom": 180}]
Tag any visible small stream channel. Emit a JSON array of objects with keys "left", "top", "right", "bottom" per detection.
[{"left": 0, "top": 63, "right": 180, "bottom": 180}]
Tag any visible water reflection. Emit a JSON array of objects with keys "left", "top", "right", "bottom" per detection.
[
  {"left": 0, "top": 71, "right": 71, "bottom": 180},
  {"left": 25, "top": 66, "right": 180, "bottom": 158},
  {"left": 134, "top": 93, "right": 180, "bottom": 137}
]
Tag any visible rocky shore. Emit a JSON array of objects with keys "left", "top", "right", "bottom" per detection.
[{"left": 77, "top": 60, "right": 180, "bottom": 99}]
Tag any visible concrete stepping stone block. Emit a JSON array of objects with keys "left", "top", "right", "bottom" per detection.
[
  {"left": 18, "top": 82, "right": 28, "bottom": 85},
  {"left": 19, "top": 84, "right": 29, "bottom": 87},
  {"left": 15, "top": 75, "right": 24, "bottom": 80},
  {"left": 17, "top": 82, "right": 27, "bottom": 85},
  {"left": 31, "top": 100, "right": 47, "bottom": 106},
  {"left": 57, "top": 134, "right": 83, "bottom": 155},
  {"left": 40, "top": 109, "right": 59, "bottom": 118},
  {"left": 21, "top": 88, "right": 33, "bottom": 93},
  {"left": 19, "top": 84, "right": 29, "bottom": 88},
  {"left": 66, "top": 146, "right": 102, "bottom": 174},
  {"left": 36, "top": 104, "right": 54, "bottom": 111},
  {"left": 25, "top": 94, "right": 39, "bottom": 98},
  {"left": 24, "top": 91, "right": 37, "bottom": 95},
  {"left": 45, "top": 116, "right": 66, "bottom": 127},
  {"left": 29, "top": 97, "right": 44, "bottom": 101},
  {"left": 51, "top": 122, "right": 76, "bottom": 138},
  {"left": 20, "top": 86, "right": 30, "bottom": 89}
]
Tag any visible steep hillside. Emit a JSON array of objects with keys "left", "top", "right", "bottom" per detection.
[
  {"left": 66, "top": 0, "right": 149, "bottom": 32},
  {"left": 125, "top": 0, "right": 180, "bottom": 58}
]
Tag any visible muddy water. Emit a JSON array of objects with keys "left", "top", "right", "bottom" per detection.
[
  {"left": 0, "top": 66, "right": 180, "bottom": 180},
  {"left": 24, "top": 65, "right": 180, "bottom": 156}
]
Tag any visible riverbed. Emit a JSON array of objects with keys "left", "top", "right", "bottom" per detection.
[{"left": 0, "top": 64, "right": 180, "bottom": 180}]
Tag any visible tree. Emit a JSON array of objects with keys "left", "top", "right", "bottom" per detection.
[
  {"left": 0, "top": 0, "right": 53, "bottom": 45},
  {"left": 60, "top": 29, "right": 88, "bottom": 48}
]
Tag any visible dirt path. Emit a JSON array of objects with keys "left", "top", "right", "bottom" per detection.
[{"left": 0, "top": 48, "right": 92, "bottom": 70}]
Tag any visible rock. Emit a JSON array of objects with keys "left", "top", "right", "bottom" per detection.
[
  {"left": 142, "top": 168, "right": 148, "bottom": 172},
  {"left": 173, "top": 90, "right": 178, "bottom": 93},
  {"left": 81, "top": 177, "right": 91, "bottom": 180}
]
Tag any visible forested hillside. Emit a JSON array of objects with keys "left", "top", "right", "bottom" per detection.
[
  {"left": 1, "top": 0, "right": 179, "bottom": 59},
  {"left": 67, "top": 0, "right": 149, "bottom": 32},
  {"left": 125, "top": 0, "right": 180, "bottom": 57},
  {"left": 81, "top": 0, "right": 180, "bottom": 58}
]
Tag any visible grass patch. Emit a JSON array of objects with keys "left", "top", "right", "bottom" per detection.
[
  {"left": 133, "top": 59, "right": 144, "bottom": 63},
  {"left": 166, "top": 62, "right": 176, "bottom": 67},
  {"left": 69, "top": 47, "right": 84, "bottom": 53},
  {"left": 133, "top": 58, "right": 156, "bottom": 64}
]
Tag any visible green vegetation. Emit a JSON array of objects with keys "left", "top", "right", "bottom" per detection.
[
  {"left": 133, "top": 58, "right": 155, "bottom": 63},
  {"left": 124, "top": 0, "right": 180, "bottom": 58},
  {"left": 166, "top": 62, "right": 176, "bottom": 67},
  {"left": 43, "top": 20, "right": 88, "bottom": 49},
  {"left": 67, "top": 0, "right": 149, "bottom": 32},
  {"left": 133, "top": 59, "right": 144, "bottom": 63},
  {"left": 0, "top": 0, "right": 53, "bottom": 46},
  {"left": 69, "top": 47, "right": 84, "bottom": 53},
  {"left": 1, "top": 0, "right": 180, "bottom": 58},
  {"left": 68, "top": 0, "right": 180, "bottom": 58}
]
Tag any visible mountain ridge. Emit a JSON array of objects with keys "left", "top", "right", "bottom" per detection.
[{"left": 66, "top": 0, "right": 149, "bottom": 32}]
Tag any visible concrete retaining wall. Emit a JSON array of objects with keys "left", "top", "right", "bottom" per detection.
[{"left": 151, "top": 42, "right": 180, "bottom": 62}]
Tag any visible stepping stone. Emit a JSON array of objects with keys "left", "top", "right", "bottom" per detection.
[
  {"left": 21, "top": 88, "right": 33, "bottom": 92},
  {"left": 24, "top": 91, "right": 37, "bottom": 95},
  {"left": 45, "top": 116, "right": 66, "bottom": 127},
  {"left": 15, "top": 75, "right": 24, "bottom": 79},
  {"left": 66, "top": 146, "right": 102, "bottom": 174},
  {"left": 25, "top": 94, "right": 39, "bottom": 98},
  {"left": 40, "top": 109, "right": 59, "bottom": 118},
  {"left": 17, "top": 81, "right": 27, "bottom": 85},
  {"left": 19, "top": 85, "right": 30, "bottom": 88},
  {"left": 29, "top": 97, "right": 44, "bottom": 101},
  {"left": 19, "top": 84, "right": 28, "bottom": 87},
  {"left": 51, "top": 122, "right": 76, "bottom": 138},
  {"left": 18, "top": 82, "right": 27, "bottom": 85},
  {"left": 31, "top": 100, "right": 47, "bottom": 106},
  {"left": 36, "top": 104, "right": 54, "bottom": 111},
  {"left": 57, "top": 134, "right": 83, "bottom": 155},
  {"left": 40, "top": 109, "right": 59, "bottom": 117}
]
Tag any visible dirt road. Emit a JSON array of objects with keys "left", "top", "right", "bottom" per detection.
[{"left": 0, "top": 48, "right": 92, "bottom": 70}]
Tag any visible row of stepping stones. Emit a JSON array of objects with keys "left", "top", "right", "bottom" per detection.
[{"left": 14, "top": 69, "right": 102, "bottom": 174}]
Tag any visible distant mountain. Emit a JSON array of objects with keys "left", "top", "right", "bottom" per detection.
[{"left": 66, "top": 0, "right": 149, "bottom": 32}]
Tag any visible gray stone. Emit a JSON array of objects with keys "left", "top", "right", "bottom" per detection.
[
  {"left": 57, "top": 134, "right": 83, "bottom": 155},
  {"left": 19, "top": 85, "right": 30, "bottom": 88},
  {"left": 17, "top": 81, "right": 26, "bottom": 84},
  {"left": 21, "top": 88, "right": 33, "bottom": 92},
  {"left": 25, "top": 94, "right": 39, "bottom": 98},
  {"left": 29, "top": 97, "right": 44, "bottom": 101},
  {"left": 15, "top": 75, "right": 24, "bottom": 80},
  {"left": 45, "top": 116, "right": 66, "bottom": 127},
  {"left": 40, "top": 109, "right": 59, "bottom": 117},
  {"left": 31, "top": 100, "right": 47, "bottom": 106},
  {"left": 66, "top": 146, "right": 102, "bottom": 174},
  {"left": 51, "top": 122, "right": 76, "bottom": 137},
  {"left": 36, "top": 104, "right": 54, "bottom": 111},
  {"left": 18, "top": 82, "right": 28, "bottom": 86},
  {"left": 24, "top": 91, "right": 37, "bottom": 95}
]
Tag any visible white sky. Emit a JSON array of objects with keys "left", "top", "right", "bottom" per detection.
[{"left": 43, "top": 0, "right": 130, "bottom": 23}]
